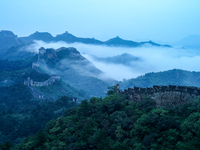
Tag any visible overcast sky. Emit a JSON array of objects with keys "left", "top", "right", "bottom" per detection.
[{"left": 0, "top": 0, "right": 200, "bottom": 43}]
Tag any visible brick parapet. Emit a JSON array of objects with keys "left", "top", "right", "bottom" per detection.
[{"left": 117, "top": 85, "right": 200, "bottom": 107}]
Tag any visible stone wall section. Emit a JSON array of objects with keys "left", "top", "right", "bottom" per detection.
[
  {"left": 24, "top": 75, "right": 60, "bottom": 87},
  {"left": 116, "top": 84, "right": 200, "bottom": 107}
]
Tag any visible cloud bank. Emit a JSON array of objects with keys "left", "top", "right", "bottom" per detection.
[{"left": 26, "top": 40, "right": 200, "bottom": 81}]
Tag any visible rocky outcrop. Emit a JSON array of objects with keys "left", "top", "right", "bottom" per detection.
[{"left": 117, "top": 84, "right": 200, "bottom": 107}]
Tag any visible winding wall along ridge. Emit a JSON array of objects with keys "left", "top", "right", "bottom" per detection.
[{"left": 116, "top": 84, "right": 200, "bottom": 107}]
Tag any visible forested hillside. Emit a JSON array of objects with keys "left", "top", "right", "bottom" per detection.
[
  {"left": 0, "top": 30, "right": 24, "bottom": 53},
  {"left": 15, "top": 88, "right": 200, "bottom": 150},
  {"left": 0, "top": 83, "right": 77, "bottom": 146},
  {"left": 34, "top": 80, "right": 88, "bottom": 100},
  {"left": 36, "top": 47, "right": 111, "bottom": 98},
  {"left": 1, "top": 30, "right": 200, "bottom": 150},
  {"left": 0, "top": 58, "right": 49, "bottom": 86},
  {"left": 121, "top": 69, "right": 200, "bottom": 89},
  {"left": 0, "top": 58, "right": 89, "bottom": 145}
]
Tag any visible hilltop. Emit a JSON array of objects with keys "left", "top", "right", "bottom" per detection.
[
  {"left": 0, "top": 30, "right": 172, "bottom": 51},
  {"left": 1, "top": 30, "right": 200, "bottom": 149},
  {"left": 19, "top": 31, "right": 172, "bottom": 48},
  {"left": 120, "top": 69, "right": 200, "bottom": 89},
  {"left": 15, "top": 88, "right": 200, "bottom": 150},
  {"left": 0, "top": 30, "right": 24, "bottom": 53}
]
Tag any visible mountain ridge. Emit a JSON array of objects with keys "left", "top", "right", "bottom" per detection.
[
  {"left": 20, "top": 31, "right": 172, "bottom": 48},
  {"left": 34, "top": 47, "right": 111, "bottom": 97},
  {"left": 0, "top": 30, "right": 172, "bottom": 48},
  {"left": 120, "top": 69, "right": 200, "bottom": 89},
  {"left": 173, "top": 34, "right": 200, "bottom": 49},
  {"left": 0, "top": 30, "right": 24, "bottom": 53}
]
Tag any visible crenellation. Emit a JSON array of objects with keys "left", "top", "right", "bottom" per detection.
[
  {"left": 197, "top": 89, "right": 200, "bottom": 95},
  {"left": 153, "top": 85, "right": 160, "bottom": 92},
  {"left": 147, "top": 87, "right": 154, "bottom": 94},
  {"left": 24, "top": 75, "right": 60, "bottom": 87},
  {"left": 128, "top": 88, "right": 133, "bottom": 95},
  {"left": 187, "top": 87, "right": 196, "bottom": 95},
  {"left": 134, "top": 87, "right": 140, "bottom": 93},
  {"left": 161, "top": 86, "right": 168, "bottom": 92},
  {"left": 177, "top": 86, "right": 187, "bottom": 93},
  {"left": 124, "top": 89, "right": 128, "bottom": 95},
  {"left": 117, "top": 84, "right": 200, "bottom": 107},
  {"left": 140, "top": 87, "right": 146, "bottom": 93},
  {"left": 169, "top": 85, "right": 176, "bottom": 91}
]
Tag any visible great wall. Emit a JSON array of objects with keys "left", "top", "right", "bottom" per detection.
[
  {"left": 26, "top": 47, "right": 200, "bottom": 105},
  {"left": 24, "top": 75, "right": 60, "bottom": 99},
  {"left": 24, "top": 75, "right": 60, "bottom": 87},
  {"left": 24, "top": 47, "right": 68, "bottom": 100},
  {"left": 116, "top": 84, "right": 200, "bottom": 107},
  {"left": 24, "top": 47, "right": 61, "bottom": 98}
]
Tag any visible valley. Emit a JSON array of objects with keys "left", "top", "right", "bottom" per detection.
[{"left": 0, "top": 30, "right": 200, "bottom": 149}]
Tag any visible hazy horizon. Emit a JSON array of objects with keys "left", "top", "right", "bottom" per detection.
[{"left": 1, "top": 0, "right": 200, "bottom": 44}]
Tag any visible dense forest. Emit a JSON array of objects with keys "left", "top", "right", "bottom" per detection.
[
  {"left": 0, "top": 82, "right": 77, "bottom": 147},
  {"left": 1, "top": 31, "right": 200, "bottom": 149},
  {"left": 0, "top": 58, "right": 49, "bottom": 87},
  {"left": 12, "top": 87, "right": 200, "bottom": 150}
]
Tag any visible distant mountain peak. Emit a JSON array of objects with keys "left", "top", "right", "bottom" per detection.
[
  {"left": 109, "top": 36, "right": 123, "bottom": 40},
  {"left": 173, "top": 34, "right": 200, "bottom": 49},
  {"left": 31, "top": 31, "right": 53, "bottom": 36},
  {"left": 55, "top": 31, "right": 78, "bottom": 43},
  {"left": 15, "top": 30, "right": 172, "bottom": 48},
  {"left": 0, "top": 30, "right": 24, "bottom": 52},
  {"left": 20, "top": 31, "right": 54, "bottom": 43},
  {"left": 92, "top": 53, "right": 141, "bottom": 66},
  {"left": 140, "top": 40, "right": 172, "bottom": 48},
  {"left": 58, "top": 31, "right": 75, "bottom": 36},
  {"left": 0, "top": 30, "right": 17, "bottom": 38},
  {"left": 105, "top": 36, "right": 140, "bottom": 47}
]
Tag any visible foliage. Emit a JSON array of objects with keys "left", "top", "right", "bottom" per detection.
[
  {"left": 34, "top": 80, "right": 88, "bottom": 100},
  {"left": 37, "top": 47, "right": 111, "bottom": 98},
  {"left": 121, "top": 69, "right": 200, "bottom": 88},
  {"left": 0, "top": 58, "right": 49, "bottom": 86},
  {"left": 107, "top": 85, "right": 118, "bottom": 96},
  {"left": 0, "top": 83, "right": 33, "bottom": 111},
  {"left": 0, "top": 83, "right": 77, "bottom": 145},
  {"left": 16, "top": 92, "right": 200, "bottom": 150},
  {"left": 0, "top": 59, "right": 32, "bottom": 71},
  {"left": 0, "top": 141, "right": 14, "bottom": 150}
]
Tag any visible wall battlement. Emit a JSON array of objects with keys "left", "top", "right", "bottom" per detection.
[
  {"left": 24, "top": 75, "right": 60, "bottom": 87},
  {"left": 116, "top": 84, "right": 200, "bottom": 107}
]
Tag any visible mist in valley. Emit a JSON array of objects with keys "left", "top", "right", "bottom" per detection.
[{"left": 25, "top": 40, "right": 200, "bottom": 81}]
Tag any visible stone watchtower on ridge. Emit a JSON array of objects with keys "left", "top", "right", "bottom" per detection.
[
  {"left": 32, "top": 47, "right": 46, "bottom": 69},
  {"left": 24, "top": 77, "right": 33, "bottom": 86},
  {"left": 38, "top": 47, "right": 46, "bottom": 60}
]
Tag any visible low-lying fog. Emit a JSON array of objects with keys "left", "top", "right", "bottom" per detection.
[{"left": 26, "top": 40, "right": 200, "bottom": 81}]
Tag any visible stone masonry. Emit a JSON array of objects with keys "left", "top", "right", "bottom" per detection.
[
  {"left": 24, "top": 75, "right": 60, "bottom": 87},
  {"left": 116, "top": 84, "right": 200, "bottom": 107}
]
